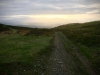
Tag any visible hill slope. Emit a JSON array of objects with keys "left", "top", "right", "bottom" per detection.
[
  {"left": 55, "top": 20, "right": 100, "bottom": 74},
  {"left": 55, "top": 21, "right": 100, "bottom": 46}
]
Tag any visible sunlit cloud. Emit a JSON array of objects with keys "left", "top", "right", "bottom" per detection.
[
  {"left": 1, "top": 14, "right": 99, "bottom": 28},
  {"left": 0, "top": 0, "right": 100, "bottom": 28},
  {"left": 86, "top": 10, "right": 100, "bottom": 14}
]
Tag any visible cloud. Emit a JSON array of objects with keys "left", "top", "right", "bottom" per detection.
[
  {"left": 0, "top": 14, "right": 100, "bottom": 28},
  {"left": 0, "top": 0, "right": 100, "bottom": 28},
  {"left": 86, "top": 10, "right": 100, "bottom": 14},
  {"left": 0, "top": 0, "right": 100, "bottom": 16}
]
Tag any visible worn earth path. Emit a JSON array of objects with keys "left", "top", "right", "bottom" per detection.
[{"left": 45, "top": 32, "right": 97, "bottom": 75}]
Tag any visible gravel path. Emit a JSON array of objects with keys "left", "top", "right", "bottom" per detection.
[
  {"left": 45, "top": 32, "right": 97, "bottom": 75},
  {"left": 45, "top": 32, "right": 69, "bottom": 75}
]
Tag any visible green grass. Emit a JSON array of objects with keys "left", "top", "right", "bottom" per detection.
[
  {"left": 0, "top": 34, "right": 53, "bottom": 75},
  {"left": 75, "top": 44, "right": 100, "bottom": 73}
]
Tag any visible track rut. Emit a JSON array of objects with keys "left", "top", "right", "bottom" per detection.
[{"left": 45, "top": 32, "right": 97, "bottom": 75}]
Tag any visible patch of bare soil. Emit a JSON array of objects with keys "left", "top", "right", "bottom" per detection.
[{"left": 45, "top": 32, "right": 97, "bottom": 75}]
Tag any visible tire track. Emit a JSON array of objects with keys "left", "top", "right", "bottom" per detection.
[
  {"left": 45, "top": 32, "right": 96, "bottom": 75},
  {"left": 45, "top": 32, "right": 68, "bottom": 75}
]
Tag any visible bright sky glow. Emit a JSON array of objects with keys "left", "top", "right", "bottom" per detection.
[{"left": 0, "top": 0, "right": 100, "bottom": 28}]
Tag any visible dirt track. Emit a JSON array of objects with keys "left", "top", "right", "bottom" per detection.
[{"left": 45, "top": 32, "right": 97, "bottom": 75}]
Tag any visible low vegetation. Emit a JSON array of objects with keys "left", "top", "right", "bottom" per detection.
[
  {"left": 0, "top": 24, "right": 54, "bottom": 36},
  {"left": 0, "top": 24, "right": 10, "bottom": 32},
  {"left": 0, "top": 33, "right": 53, "bottom": 75}
]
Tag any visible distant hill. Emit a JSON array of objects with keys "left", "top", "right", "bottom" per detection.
[
  {"left": 0, "top": 24, "right": 10, "bottom": 32},
  {"left": 0, "top": 23, "right": 54, "bottom": 36},
  {"left": 0, "top": 20, "right": 100, "bottom": 36}
]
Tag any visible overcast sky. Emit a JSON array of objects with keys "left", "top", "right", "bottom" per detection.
[{"left": 0, "top": 0, "right": 100, "bottom": 28}]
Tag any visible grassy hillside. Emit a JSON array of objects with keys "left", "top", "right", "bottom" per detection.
[
  {"left": 0, "top": 34, "right": 53, "bottom": 75},
  {"left": 55, "top": 21, "right": 100, "bottom": 74},
  {"left": 55, "top": 21, "right": 100, "bottom": 46},
  {"left": 0, "top": 24, "right": 54, "bottom": 75}
]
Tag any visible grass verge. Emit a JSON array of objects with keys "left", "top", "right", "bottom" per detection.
[
  {"left": 75, "top": 44, "right": 100, "bottom": 74},
  {"left": 0, "top": 34, "right": 53, "bottom": 75}
]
